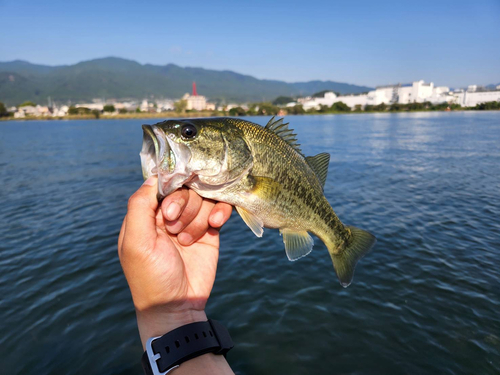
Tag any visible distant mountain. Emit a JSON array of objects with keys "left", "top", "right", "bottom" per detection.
[{"left": 0, "top": 57, "right": 373, "bottom": 106}]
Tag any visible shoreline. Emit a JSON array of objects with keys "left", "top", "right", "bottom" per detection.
[
  {"left": 1, "top": 108, "right": 499, "bottom": 121},
  {"left": 0, "top": 111, "right": 216, "bottom": 121}
]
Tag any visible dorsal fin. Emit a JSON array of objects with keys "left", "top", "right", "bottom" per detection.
[
  {"left": 265, "top": 116, "right": 302, "bottom": 154},
  {"left": 305, "top": 152, "right": 330, "bottom": 188},
  {"left": 265, "top": 116, "right": 283, "bottom": 131}
]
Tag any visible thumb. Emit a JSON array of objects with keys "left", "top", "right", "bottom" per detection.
[{"left": 125, "top": 176, "right": 159, "bottom": 245}]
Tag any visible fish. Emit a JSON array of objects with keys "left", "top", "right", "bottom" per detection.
[{"left": 140, "top": 117, "right": 376, "bottom": 287}]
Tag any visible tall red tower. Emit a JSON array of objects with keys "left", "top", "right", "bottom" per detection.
[{"left": 192, "top": 82, "right": 198, "bottom": 96}]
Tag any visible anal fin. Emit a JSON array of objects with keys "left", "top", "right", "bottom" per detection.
[
  {"left": 236, "top": 206, "right": 264, "bottom": 237},
  {"left": 280, "top": 229, "right": 314, "bottom": 261}
]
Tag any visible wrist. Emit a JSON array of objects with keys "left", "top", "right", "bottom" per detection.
[{"left": 137, "top": 308, "right": 208, "bottom": 349}]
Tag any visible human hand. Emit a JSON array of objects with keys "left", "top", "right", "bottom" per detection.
[{"left": 118, "top": 176, "right": 232, "bottom": 347}]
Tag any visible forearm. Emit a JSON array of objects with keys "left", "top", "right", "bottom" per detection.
[{"left": 137, "top": 309, "right": 234, "bottom": 375}]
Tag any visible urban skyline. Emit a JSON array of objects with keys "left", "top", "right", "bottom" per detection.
[{"left": 9, "top": 78, "right": 500, "bottom": 119}]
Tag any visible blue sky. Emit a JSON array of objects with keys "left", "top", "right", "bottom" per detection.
[{"left": 1, "top": 0, "right": 499, "bottom": 87}]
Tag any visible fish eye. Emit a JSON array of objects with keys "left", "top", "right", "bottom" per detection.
[{"left": 181, "top": 124, "right": 197, "bottom": 139}]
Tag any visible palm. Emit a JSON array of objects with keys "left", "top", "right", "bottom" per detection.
[
  {"left": 120, "top": 182, "right": 231, "bottom": 317},
  {"left": 153, "top": 209, "right": 219, "bottom": 312}
]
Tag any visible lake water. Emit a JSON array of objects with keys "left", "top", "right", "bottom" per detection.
[{"left": 1, "top": 112, "right": 499, "bottom": 374}]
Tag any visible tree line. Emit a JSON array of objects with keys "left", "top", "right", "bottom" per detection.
[{"left": 1, "top": 99, "right": 500, "bottom": 119}]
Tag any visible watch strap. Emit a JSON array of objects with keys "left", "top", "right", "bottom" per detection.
[{"left": 141, "top": 319, "right": 233, "bottom": 375}]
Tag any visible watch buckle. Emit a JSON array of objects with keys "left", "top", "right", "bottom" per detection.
[{"left": 146, "top": 336, "right": 180, "bottom": 375}]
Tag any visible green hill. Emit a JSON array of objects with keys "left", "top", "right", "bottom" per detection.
[{"left": 0, "top": 57, "right": 373, "bottom": 106}]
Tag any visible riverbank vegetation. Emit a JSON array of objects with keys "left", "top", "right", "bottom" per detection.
[
  {"left": 1, "top": 99, "right": 499, "bottom": 121},
  {"left": 228, "top": 100, "right": 500, "bottom": 117}
]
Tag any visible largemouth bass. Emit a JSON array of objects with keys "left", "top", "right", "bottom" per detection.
[{"left": 140, "top": 117, "right": 375, "bottom": 287}]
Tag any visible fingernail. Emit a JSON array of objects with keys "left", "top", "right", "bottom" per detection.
[
  {"left": 143, "top": 176, "right": 157, "bottom": 186},
  {"left": 178, "top": 233, "right": 193, "bottom": 245},
  {"left": 212, "top": 212, "right": 224, "bottom": 226},
  {"left": 166, "top": 202, "right": 181, "bottom": 220}
]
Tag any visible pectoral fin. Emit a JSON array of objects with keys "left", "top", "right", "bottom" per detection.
[
  {"left": 280, "top": 229, "right": 314, "bottom": 261},
  {"left": 235, "top": 206, "right": 264, "bottom": 237}
]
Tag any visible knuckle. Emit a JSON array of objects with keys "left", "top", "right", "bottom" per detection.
[
  {"left": 120, "top": 237, "right": 150, "bottom": 260},
  {"left": 183, "top": 202, "right": 200, "bottom": 218},
  {"left": 127, "top": 193, "right": 146, "bottom": 210},
  {"left": 127, "top": 193, "right": 137, "bottom": 209},
  {"left": 163, "top": 190, "right": 187, "bottom": 209}
]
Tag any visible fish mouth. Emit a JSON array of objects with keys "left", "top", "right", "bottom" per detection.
[
  {"left": 140, "top": 124, "right": 191, "bottom": 199},
  {"left": 140, "top": 125, "right": 175, "bottom": 197}
]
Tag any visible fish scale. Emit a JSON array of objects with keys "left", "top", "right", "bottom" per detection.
[{"left": 141, "top": 117, "right": 376, "bottom": 287}]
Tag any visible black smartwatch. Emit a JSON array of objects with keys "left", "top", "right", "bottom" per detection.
[{"left": 141, "top": 319, "right": 233, "bottom": 375}]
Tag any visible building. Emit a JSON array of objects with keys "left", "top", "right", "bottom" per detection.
[
  {"left": 14, "top": 105, "right": 51, "bottom": 118},
  {"left": 302, "top": 92, "right": 339, "bottom": 111},
  {"left": 333, "top": 94, "right": 370, "bottom": 108},
  {"left": 155, "top": 99, "right": 174, "bottom": 112},
  {"left": 183, "top": 93, "right": 206, "bottom": 111},
  {"left": 75, "top": 102, "right": 104, "bottom": 111},
  {"left": 53, "top": 105, "right": 69, "bottom": 116},
  {"left": 453, "top": 88, "right": 500, "bottom": 107},
  {"left": 304, "top": 80, "right": 497, "bottom": 109},
  {"left": 114, "top": 101, "right": 138, "bottom": 112},
  {"left": 182, "top": 82, "right": 207, "bottom": 111},
  {"left": 140, "top": 100, "right": 149, "bottom": 112},
  {"left": 370, "top": 80, "right": 436, "bottom": 105}
]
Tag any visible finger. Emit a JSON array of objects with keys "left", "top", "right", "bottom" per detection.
[
  {"left": 165, "top": 189, "right": 203, "bottom": 234},
  {"left": 177, "top": 199, "right": 216, "bottom": 246},
  {"left": 161, "top": 187, "right": 189, "bottom": 221},
  {"left": 125, "top": 177, "right": 159, "bottom": 248},
  {"left": 208, "top": 202, "right": 233, "bottom": 228},
  {"left": 118, "top": 216, "right": 127, "bottom": 255}
]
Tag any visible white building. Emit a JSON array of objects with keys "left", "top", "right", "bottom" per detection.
[
  {"left": 178, "top": 82, "right": 208, "bottom": 111},
  {"left": 14, "top": 106, "right": 34, "bottom": 118},
  {"left": 36, "top": 105, "right": 51, "bottom": 116},
  {"left": 370, "top": 80, "right": 435, "bottom": 105},
  {"left": 334, "top": 94, "right": 370, "bottom": 108},
  {"left": 182, "top": 93, "right": 207, "bottom": 111},
  {"left": 302, "top": 92, "right": 339, "bottom": 110},
  {"left": 453, "top": 89, "right": 500, "bottom": 107},
  {"left": 14, "top": 105, "right": 51, "bottom": 118},
  {"left": 155, "top": 99, "right": 174, "bottom": 112},
  {"left": 367, "top": 85, "right": 395, "bottom": 105},
  {"left": 114, "top": 101, "right": 138, "bottom": 112},
  {"left": 75, "top": 103, "right": 104, "bottom": 111},
  {"left": 317, "top": 80, "right": 477, "bottom": 109},
  {"left": 140, "top": 100, "right": 149, "bottom": 112},
  {"left": 53, "top": 105, "right": 69, "bottom": 117}
]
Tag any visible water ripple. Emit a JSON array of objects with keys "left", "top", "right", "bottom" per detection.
[{"left": 0, "top": 114, "right": 499, "bottom": 374}]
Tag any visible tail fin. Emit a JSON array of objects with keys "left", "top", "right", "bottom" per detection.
[{"left": 329, "top": 226, "right": 376, "bottom": 288}]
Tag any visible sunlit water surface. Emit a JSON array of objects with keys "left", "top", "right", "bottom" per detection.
[{"left": 1, "top": 112, "right": 499, "bottom": 374}]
